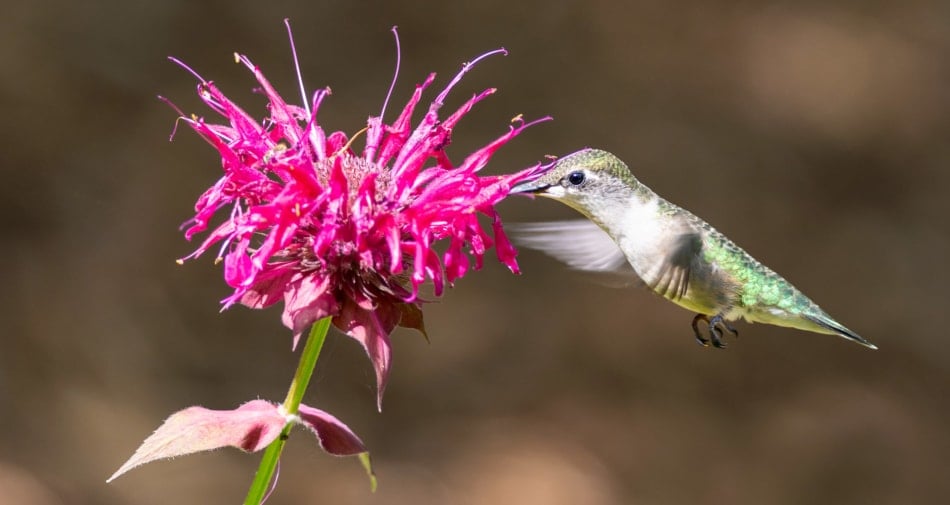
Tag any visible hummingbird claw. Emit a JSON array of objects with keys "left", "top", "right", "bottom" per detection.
[
  {"left": 692, "top": 313, "right": 738, "bottom": 349},
  {"left": 691, "top": 314, "right": 710, "bottom": 346},
  {"left": 712, "top": 332, "right": 727, "bottom": 348}
]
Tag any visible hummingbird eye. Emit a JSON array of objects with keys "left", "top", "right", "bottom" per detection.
[{"left": 567, "top": 171, "right": 586, "bottom": 186}]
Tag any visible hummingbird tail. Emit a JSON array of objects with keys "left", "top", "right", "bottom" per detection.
[{"left": 803, "top": 314, "right": 878, "bottom": 350}]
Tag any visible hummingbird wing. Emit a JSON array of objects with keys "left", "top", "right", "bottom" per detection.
[
  {"left": 511, "top": 220, "right": 705, "bottom": 299},
  {"left": 642, "top": 231, "right": 703, "bottom": 301},
  {"left": 508, "top": 220, "right": 629, "bottom": 272}
]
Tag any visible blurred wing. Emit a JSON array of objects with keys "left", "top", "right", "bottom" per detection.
[
  {"left": 644, "top": 232, "right": 702, "bottom": 301},
  {"left": 509, "top": 220, "right": 629, "bottom": 272}
]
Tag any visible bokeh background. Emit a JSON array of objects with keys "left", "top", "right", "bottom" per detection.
[{"left": 3, "top": 1, "right": 949, "bottom": 504}]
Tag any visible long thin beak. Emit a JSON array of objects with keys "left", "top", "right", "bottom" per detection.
[{"left": 510, "top": 180, "right": 551, "bottom": 195}]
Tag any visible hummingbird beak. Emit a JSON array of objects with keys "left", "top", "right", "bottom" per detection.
[{"left": 509, "top": 179, "right": 552, "bottom": 195}]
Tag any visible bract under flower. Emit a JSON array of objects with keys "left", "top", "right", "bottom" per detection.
[
  {"left": 170, "top": 40, "right": 550, "bottom": 408},
  {"left": 107, "top": 400, "right": 370, "bottom": 483}
]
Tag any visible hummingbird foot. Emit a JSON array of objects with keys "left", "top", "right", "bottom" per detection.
[
  {"left": 691, "top": 313, "right": 739, "bottom": 349},
  {"left": 691, "top": 314, "right": 711, "bottom": 346}
]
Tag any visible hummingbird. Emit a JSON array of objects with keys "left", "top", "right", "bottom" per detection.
[{"left": 510, "top": 148, "right": 876, "bottom": 350}]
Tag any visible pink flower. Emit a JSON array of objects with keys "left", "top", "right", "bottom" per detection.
[{"left": 169, "top": 29, "right": 550, "bottom": 408}]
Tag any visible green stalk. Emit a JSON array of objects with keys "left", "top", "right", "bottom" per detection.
[{"left": 243, "top": 317, "right": 332, "bottom": 505}]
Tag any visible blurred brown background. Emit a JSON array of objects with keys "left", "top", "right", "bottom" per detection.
[{"left": 3, "top": 0, "right": 949, "bottom": 504}]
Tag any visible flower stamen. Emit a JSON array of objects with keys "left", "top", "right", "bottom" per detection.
[
  {"left": 284, "top": 19, "right": 311, "bottom": 118},
  {"left": 379, "top": 26, "right": 402, "bottom": 123},
  {"left": 333, "top": 126, "right": 370, "bottom": 158}
]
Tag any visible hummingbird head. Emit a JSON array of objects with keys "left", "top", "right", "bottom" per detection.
[{"left": 511, "top": 148, "right": 642, "bottom": 222}]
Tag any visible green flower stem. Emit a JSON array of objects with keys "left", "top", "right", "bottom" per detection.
[{"left": 243, "top": 317, "right": 332, "bottom": 505}]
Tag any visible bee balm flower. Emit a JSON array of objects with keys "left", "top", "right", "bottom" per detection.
[{"left": 170, "top": 35, "right": 550, "bottom": 407}]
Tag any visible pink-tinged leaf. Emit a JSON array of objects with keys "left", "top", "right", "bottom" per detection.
[
  {"left": 296, "top": 404, "right": 377, "bottom": 490},
  {"left": 107, "top": 400, "right": 287, "bottom": 482},
  {"left": 398, "top": 303, "right": 428, "bottom": 342},
  {"left": 239, "top": 263, "right": 296, "bottom": 309},
  {"left": 282, "top": 274, "right": 339, "bottom": 348},
  {"left": 333, "top": 301, "right": 395, "bottom": 411},
  {"left": 296, "top": 404, "right": 367, "bottom": 456}
]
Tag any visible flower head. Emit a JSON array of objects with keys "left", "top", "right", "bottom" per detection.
[{"left": 169, "top": 29, "right": 550, "bottom": 407}]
